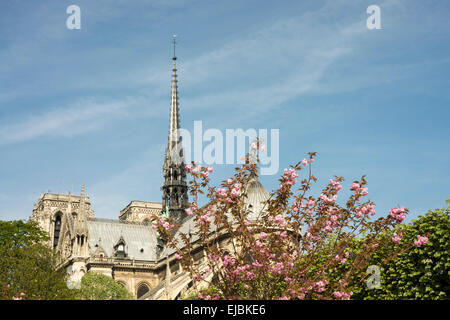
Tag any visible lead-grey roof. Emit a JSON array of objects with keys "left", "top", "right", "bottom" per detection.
[
  {"left": 86, "top": 178, "right": 270, "bottom": 261},
  {"left": 87, "top": 218, "right": 158, "bottom": 261}
]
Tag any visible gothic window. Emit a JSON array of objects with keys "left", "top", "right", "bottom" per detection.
[
  {"left": 174, "top": 188, "right": 178, "bottom": 205},
  {"left": 53, "top": 214, "right": 62, "bottom": 250},
  {"left": 173, "top": 170, "right": 178, "bottom": 180},
  {"left": 137, "top": 283, "right": 150, "bottom": 299}
]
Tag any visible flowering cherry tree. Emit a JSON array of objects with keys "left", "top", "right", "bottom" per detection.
[{"left": 152, "top": 143, "right": 428, "bottom": 300}]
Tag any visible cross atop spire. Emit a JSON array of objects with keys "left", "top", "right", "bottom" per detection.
[{"left": 172, "top": 34, "right": 177, "bottom": 60}]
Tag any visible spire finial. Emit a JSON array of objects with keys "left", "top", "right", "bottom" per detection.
[
  {"left": 81, "top": 183, "right": 85, "bottom": 198},
  {"left": 172, "top": 34, "right": 177, "bottom": 60}
]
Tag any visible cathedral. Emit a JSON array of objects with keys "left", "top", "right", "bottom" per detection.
[{"left": 29, "top": 47, "right": 270, "bottom": 300}]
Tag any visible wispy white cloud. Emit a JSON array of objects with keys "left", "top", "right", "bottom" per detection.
[{"left": 0, "top": 97, "right": 141, "bottom": 145}]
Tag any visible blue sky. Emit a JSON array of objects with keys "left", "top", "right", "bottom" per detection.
[{"left": 0, "top": 0, "right": 449, "bottom": 222}]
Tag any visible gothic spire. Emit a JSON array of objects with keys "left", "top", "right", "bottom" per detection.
[
  {"left": 168, "top": 34, "right": 180, "bottom": 152},
  {"left": 161, "top": 35, "right": 188, "bottom": 224},
  {"left": 79, "top": 183, "right": 86, "bottom": 215},
  {"left": 75, "top": 184, "right": 89, "bottom": 237},
  {"left": 68, "top": 191, "right": 72, "bottom": 211}
]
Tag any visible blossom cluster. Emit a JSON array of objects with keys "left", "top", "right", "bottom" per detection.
[
  {"left": 186, "top": 164, "right": 213, "bottom": 178},
  {"left": 251, "top": 142, "right": 266, "bottom": 153},
  {"left": 198, "top": 206, "right": 217, "bottom": 226},
  {"left": 355, "top": 204, "right": 376, "bottom": 218},
  {"left": 292, "top": 199, "right": 315, "bottom": 214},
  {"left": 333, "top": 291, "right": 352, "bottom": 300},
  {"left": 282, "top": 168, "right": 298, "bottom": 187},
  {"left": 389, "top": 206, "right": 407, "bottom": 223},
  {"left": 392, "top": 232, "right": 403, "bottom": 244},
  {"left": 351, "top": 182, "right": 369, "bottom": 200},
  {"left": 268, "top": 214, "right": 287, "bottom": 227},
  {"left": 152, "top": 217, "right": 174, "bottom": 232},
  {"left": 12, "top": 292, "right": 25, "bottom": 300},
  {"left": 329, "top": 178, "right": 343, "bottom": 191},
  {"left": 414, "top": 235, "right": 428, "bottom": 247},
  {"left": 319, "top": 194, "right": 337, "bottom": 204}
]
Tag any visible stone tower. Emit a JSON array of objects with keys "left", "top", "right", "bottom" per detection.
[
  {"left": 30, "top": 187, "right": 94, "bottom": 248},
  {"left": 161, "top": 37, "right": 188, "bottom": 224}
]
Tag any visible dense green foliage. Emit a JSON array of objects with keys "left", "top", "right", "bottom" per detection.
[
  {"left": 0, "top": 219, "right": 48, "bottom": 247},
  {"left": 75, "top": 272, "right": 134, "bottom": 300},
  {"left": 0, "top": 220, "right": 134, "bottom": 300},
  {"left": 352, "top": 201, "right": 450, "bottom": 300},
  {"left": 0, "top": 220, "right": 75, "bottom": 300}
]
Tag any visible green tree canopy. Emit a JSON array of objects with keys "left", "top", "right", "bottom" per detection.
[
  {"left": 0, "top": 220, "right": 75, "bottom": 300},
  {"left": 352, "top": 200, "right": 450, "bottom": 300},
  {"left": 0, "top": 219, "right": 48, "bottom": 248},
  {"left": 76, "top": 272, "right": 134, "bottom": 300}
]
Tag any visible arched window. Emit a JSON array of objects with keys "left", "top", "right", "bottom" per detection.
[
  {"left": 137, "top": 283, "right": 150, "bottom": 299},
  {"left": 53, "top": 214, "right": 62, "bottom": 249},
  {"left": 174, "top": 188, "right": 178, "bottom": 205}
]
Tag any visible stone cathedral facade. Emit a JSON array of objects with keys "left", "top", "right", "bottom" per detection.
[{"left": 29, "top": 50, "right": 270, "bottom": 300}]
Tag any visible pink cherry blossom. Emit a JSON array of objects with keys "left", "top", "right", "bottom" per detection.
[
  {"left": 389, "top": 206, "right": 407, "bottom": 223},
  {"left": 351, "top": 183, "right": 360, "bottom": 190},
  {"left": 414, "top": 235, "right": 428, "bottom": 247},
  {"left": 392, "top": 232, "right": 402, "bottom": 244},
  {"left": 216, "top": 188, "right": 227, "bottom": 198},
  {"left": 259, "top": 232, "right": 268, "bottom": 240}
]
